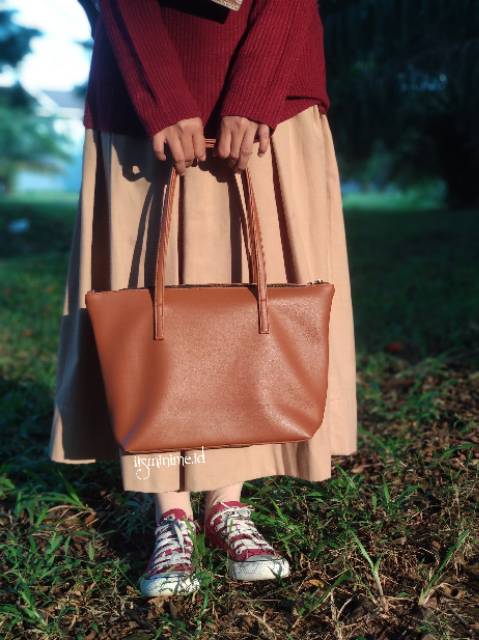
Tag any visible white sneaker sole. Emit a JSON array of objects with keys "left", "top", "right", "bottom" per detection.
[
  {"left": 139, "top": 573, "right": 200, "bottom": 597},
  {"left": 227, "top": 556, "right": 291, "bottom": 581}
]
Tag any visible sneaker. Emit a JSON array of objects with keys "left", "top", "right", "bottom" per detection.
[
  {"left": 203, "top": 500, "right": 291, "bottom": 581},
  {"left": 139, "top": 508, "right": 201, "bottom": 597}
]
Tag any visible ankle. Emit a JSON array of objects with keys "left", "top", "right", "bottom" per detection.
[
  {"left": 154, "top": 491, "right": 193, "bottom": 522},
  {"left": 203, "top": 483, "right": 244, "bottom": 518},
  {"left": 203, "top": 499, "right": 245, "bottom": 528},
  {"left": 156, "top": 507, "right": 195, "bottom": 527}
]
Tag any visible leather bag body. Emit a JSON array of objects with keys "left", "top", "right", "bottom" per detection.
[{"left": 85, "top": 139, "right": 335, "bottom": 454}]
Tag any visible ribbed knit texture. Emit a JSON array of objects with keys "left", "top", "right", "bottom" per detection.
[{"left": 84, "top": 0, "right": 330, "bottom": 139}]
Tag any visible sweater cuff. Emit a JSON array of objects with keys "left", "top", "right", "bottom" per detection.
[{"left": 218, "top": 88, "right": 284, "bottom": 132}]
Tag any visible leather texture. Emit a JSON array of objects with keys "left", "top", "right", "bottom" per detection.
[{"left": 85, "top": 138, "right": 335, "bottom": 454}]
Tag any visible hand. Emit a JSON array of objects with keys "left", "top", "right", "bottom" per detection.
[
  {"left": 153, "top": 117, "right": 207, "bottom": 176},
  {"left": 214, "top": 116, "right": 271, "bottom": 172}
]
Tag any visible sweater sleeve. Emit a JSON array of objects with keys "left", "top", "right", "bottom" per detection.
[
  {"left": 218, "top": 0, "right": 319, "bottom": 132},
  {"left": 99, "top": 0, "right": 202, "bottom": 137}
]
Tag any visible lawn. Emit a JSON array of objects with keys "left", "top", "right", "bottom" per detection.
[{"left": 0, "top": 194, "right": 478, "bottom": 639}]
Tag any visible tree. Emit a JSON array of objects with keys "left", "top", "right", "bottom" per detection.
[
  {"left": 320, "top": 0, "right": 479, "bottom": 206},
  {"left": 0, "top": 88, "right": 71, "bottom": 194},
  {"left": 0, "top": 5, "right": 39, "bottom": 70},
  {"left": 0, "top": 7, "right": 72, "bottom": 194}
]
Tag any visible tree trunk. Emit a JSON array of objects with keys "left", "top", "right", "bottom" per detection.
[{"left": 428, "top": 116, "right": 479, "bottom": 209}]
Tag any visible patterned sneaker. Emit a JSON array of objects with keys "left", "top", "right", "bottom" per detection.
[
  {"left": 139, "top": 508, "right": 201, "bottom": 597},
  {"left": 203, "top": 500, "right": 291, "bottom": 581}
]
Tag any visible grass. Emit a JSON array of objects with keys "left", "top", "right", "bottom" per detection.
[{"left": 0, "top": 192, "right": 478, "bottom": 639}]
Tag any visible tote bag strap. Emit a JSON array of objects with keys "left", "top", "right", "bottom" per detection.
[{"left": 153, "top": 137, "right": 270, "bottom": 340}]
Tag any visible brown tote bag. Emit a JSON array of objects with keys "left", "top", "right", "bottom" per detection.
[{"left": 85, "top": 138, "right": 335, "bottom": 454}]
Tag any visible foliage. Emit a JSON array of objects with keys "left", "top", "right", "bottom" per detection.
[
  {"left": 320, "top": 0, "right": 479, "bottom": 206},
  {"left": 0, "top": 101, "right": 73, "bottom": 195},
  {"left": 0, "top": 7, "right": 40, "bottom": 70},
  {"left": 0, "top": 9, "right": 73, "bottom": 194}
]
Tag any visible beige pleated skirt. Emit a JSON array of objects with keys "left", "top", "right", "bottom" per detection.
[{"left": 48, "top": 104, "right": 357, "bottom": 493}]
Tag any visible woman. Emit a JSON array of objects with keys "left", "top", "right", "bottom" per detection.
[{"left": 48, "top": 0, "right": 357, "bottom": 597}]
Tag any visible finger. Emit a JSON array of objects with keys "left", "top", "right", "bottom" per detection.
[
  {"left": 193, "top": 129, "right": 207, "bottom": 162},
  {"left": 236, "top": 126, "right": 255, "bottom": 171},
  {"left": 216, "top": 126, "right": 232, "bottom": 160},
  {"left": 181, "top": 133, "right": 196, "bottom": 170},
  {"left": 257, "top": 124, "right": 270, "bottom": 156},
  {"left": 153, "top": 135, "right": 167, "bottom": 161},
  {"left": 168, "top": 135, "right": 186, "bottom": 176},
  {"left": 228, "top": 126, "right": 246, "bottom": 170}
]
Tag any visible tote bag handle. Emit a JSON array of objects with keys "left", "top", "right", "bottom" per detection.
[{"left": 153, "top": 138, "right": 270, "bottom": 340}]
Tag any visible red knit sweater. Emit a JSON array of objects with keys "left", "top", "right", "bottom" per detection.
[{"left": 83, "top": 0, "right": 330, "bottom": 139}]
